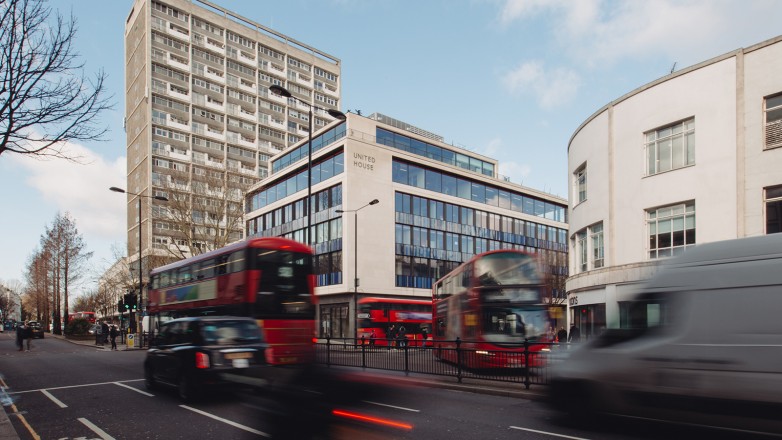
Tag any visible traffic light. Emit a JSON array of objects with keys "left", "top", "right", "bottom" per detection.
[
  {"left": 123, "top": 292, "right": 136, "bottom": 311},
  {"left": 127, "top": 293, "right": 138, "bottom": 311},
  {"left": 117, "top": 299, "right": 125, "bottom": 313}
]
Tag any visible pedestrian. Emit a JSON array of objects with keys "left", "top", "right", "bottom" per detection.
[
  {"left": 24, "top": 322, "right": 33, "bottom": 351},
  {"left": 95, "top": 321, "right": 102, "bottom": 345},
  {"left": 397, "top": 325, "right": 407, "bottom": 348},
  {"left": 101, "top": 321, "right": 110, "bottom": 346},
  {"left": 369, "top": 329, "right": 376, "bottom": 346},
  {"left": 387, "top": 324, "right": 396, "bottom": 349},
  {"left": 109, "top": 325, "right": 119, "bottom": 351},
  {"left": 557, "top": 326, "right": 568, "bottom": 344},
  {"left": 421, "top": 326, "right": 429, "bottom": 348},
  {"left": 15, "top": 322, "right": 24, "bottom": 351},
  {"left": 568, "top": 324, "right": 581, "bottom": 343}
]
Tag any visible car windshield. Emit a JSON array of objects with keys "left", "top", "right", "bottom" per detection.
[{"left": 201, "top": 320, "right": 262, "bottom": 346}]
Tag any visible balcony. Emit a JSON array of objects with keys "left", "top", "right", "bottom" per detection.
[
  {"left": 205, "top": 69, "right": 225, "bottom": 84},
  {"left": 167, "top": 114, "right": 190, "bottom": 131},
  {"left": 166, "top": 24, "right": 189, "bottom": 39},
  {"left": 204, "top": 99, "right": 225, "bottom": 112},
  {"left": 205, "top": 39, "right": 225, "bottom": 54},
  {"left": 167, "top": 53, "right": 189, "bottom": 71}
]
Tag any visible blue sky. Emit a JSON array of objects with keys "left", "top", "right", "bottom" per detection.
[{"left": 1, "top": 0, "right": 780, "bottom": 289}]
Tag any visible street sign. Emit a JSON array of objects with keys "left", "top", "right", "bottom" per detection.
[{"left": 127, "top": 333, "right": 135, "bottom": 349}]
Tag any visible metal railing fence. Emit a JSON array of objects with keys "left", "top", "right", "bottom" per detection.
[{"left": 315, "top": 336, "right": 569, "bottom": 389}]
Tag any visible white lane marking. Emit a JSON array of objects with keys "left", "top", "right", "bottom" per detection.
[
  {"left": 40, "top": 389, "right": 67, "bottom": 408},
  {"left": 78, "top": 417, "right": 116, "bottom": 440},
  {"left": 510, "top": 426, "right": 591, "bottom": 439},
  {"left": 7, "top": 379, "right": 144, "bottom": 395},
  {"left": 363, "top": 400, "right": 420, "bottom": 412},
  {"left": 180, "top": 405, "right": 269, "bottom": 437},
  {"left": 113, "top": 381, "right": 154, "bottom": 397}
]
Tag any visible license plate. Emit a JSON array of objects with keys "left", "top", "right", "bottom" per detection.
[
  {"left": 232, "top": 358, "right": 249, "bottom": 368},
  {"left": 225, "top": 352, "right": 253, "bottom": 360},
  {"left": 278, "top": 357, "right": 297, "bottom": 364}
]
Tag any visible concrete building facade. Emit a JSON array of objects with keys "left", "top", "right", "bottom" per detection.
[
  {"left": 245, "top": 113, "right": 569, "bottom": 339},
  {"left": 123, "top": 0, "right": 342, "bottom": 287},
  {"left": 566, "top": 35, "right": 782, "bottom": 339}
]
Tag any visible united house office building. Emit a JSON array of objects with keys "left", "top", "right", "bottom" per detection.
[{"left": 244, "top": 113, "right": 569, "bottom": 339}]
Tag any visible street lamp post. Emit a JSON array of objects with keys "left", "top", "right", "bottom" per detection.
[
  {"left": 110, "top": 187, "right": 168, "bottom": 344},
  {"left": 269, "top": 84, "right": 346, "bottom": 246},
  {"left": 337, "top": 199, "right": 379, "bottom": 343}
]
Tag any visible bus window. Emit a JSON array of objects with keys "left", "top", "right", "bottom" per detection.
[
  {"left": 197, "top": 258, "right": 215, "bottom": 279},
  {"left": 228, "top": 251, "right": 245, "bottom": 273}
]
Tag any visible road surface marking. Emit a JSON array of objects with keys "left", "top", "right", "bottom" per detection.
[
  {"left": 113, "top": 381, "right": 154, "bottom": 396},
  {"left": 364, "top": 400, "right": 420, "bottom": 412},
  {"left": 510, "top": 426, "right": 590, "bottom": 439},
  {"left": 40, "top": 390, "right": 67, "bottom": 408},
  {"left": 180, "top": 405, "right": 269, "bottom": 437},
  {"left": 0, "top": 376, "right": 41, "bottom": 440},
  {"left": 78, "top": 417, "right": 115, "bottom": 440},
  {"left": 6, "top": 379, "right": 144, "bottom": 395}
]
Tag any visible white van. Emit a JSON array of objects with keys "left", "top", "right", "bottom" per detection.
[{"left": 549, "top": 234, "right": 782, "bottom": 435}]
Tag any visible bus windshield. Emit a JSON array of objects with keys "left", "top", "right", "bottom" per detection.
[
  {"left": 474, "top": 253, "right": 540, "bottom": 286},
  {"left": 252, "top": 249, "right": 314, "bottom": 318},
  {"left": 481, "top": 305, "right": 550, "bottom": 343}
]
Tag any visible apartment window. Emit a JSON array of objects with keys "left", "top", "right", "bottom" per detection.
[
  {"left": 647, "top": 201, "right": 695, "bottom": 259},
  {"left": 645, "top": 118, "right": 695, "bottom": 175},
  {"left": 765, "top": 93, "right": 782, "bottom": 149},
  {"left": 574, "top": 163, "right": 587, "bottom": 204},
  {"left": 765, "top": 185, "right": 782, "bottom": 234},
  {"left": 572, "top": 222, "right": 603, "bottom": 273},
  {"left": 576, "top": 230, "right": 587, "bottom": 272},
  {"left": 590, "top": 223, "right": 604, "bottom": 269}
]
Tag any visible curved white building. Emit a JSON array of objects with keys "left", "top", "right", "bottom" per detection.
[{"left": 566, "top": 35, "right": 782, "bottom": 338}]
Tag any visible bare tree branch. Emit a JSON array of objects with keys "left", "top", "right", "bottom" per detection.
[{"left": 0, "top": 0, "right": 114, "bottom": 160}]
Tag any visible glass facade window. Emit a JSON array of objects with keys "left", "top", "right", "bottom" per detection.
[
  {"left": 392, "top": 159, "right": 566, "bottom": 223},
  {"left": 377, "top": 127, "right": 494, "bottom": 177},
  {"left": 590, "top": 223, "right": 604, "bottom": 269},
  {"left": 647, "top": 201, "right": 695, "bottom": 259},
  {"left": 645, "top": 118, "right": 695, "bottom": 175},
  {"left": 247, "top": 151, "right": 344, "bottom": 212},
  {"left": 395, "top": 191, "right": 568, "bottom": 290},
  {"left": 271, "top": 123, "right": 346, "bottom": 174}
]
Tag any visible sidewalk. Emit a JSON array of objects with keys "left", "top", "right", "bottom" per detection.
[{"left": 48, "top": 332, "right": 146, "bottom": 350}]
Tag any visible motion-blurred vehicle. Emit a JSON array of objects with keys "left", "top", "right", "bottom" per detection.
[
  {"left": 144, "top": 316, "right": 268, "bottom": 402},
  {"left": 28, "top": 321, "right": 44, "bottom": 338},
  {"left": 548, "top": 234, "right": 782, "bottom": 435}
]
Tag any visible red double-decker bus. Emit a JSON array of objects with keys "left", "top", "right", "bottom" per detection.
[
  {"left": 357, "top": 297, "right": 432, "bottom": 346},
  {"left": 432, "top": 249, "right": 552, "bottom": 369},
  {"left": 148, "top": 237, "right": 315, "bottom": 365},
  {"left": 69, "top": 311, "right": 96, "bottom": 324}
]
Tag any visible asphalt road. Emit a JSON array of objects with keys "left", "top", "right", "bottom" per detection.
[{"left": 0, "top": 332, "right": 771, "bottom": 440}]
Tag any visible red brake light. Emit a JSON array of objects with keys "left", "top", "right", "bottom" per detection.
[{"left": 195, "top": 352, "right": 210, "bottom": 369}]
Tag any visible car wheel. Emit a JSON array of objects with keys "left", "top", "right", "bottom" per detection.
[
  {"left": 178, "top": 374, "right": 200, "bottom": 403},
  {"left": 144, "top": 366, "right": 157, "bottom": 391}
]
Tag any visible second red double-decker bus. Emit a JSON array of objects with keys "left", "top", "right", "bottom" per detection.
[
  {"left": 148, "top": 237, "right": 315, "bottom": 365},
  {"left": 432, "top": 249, "right": 552, "bottom": 368},
  {"left": 357, "top": 297, "right": 432, "bottom": 346}
]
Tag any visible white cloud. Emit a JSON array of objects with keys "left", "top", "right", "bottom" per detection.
[
  {"left": 499, "top": 0, "right": 782, "bottom": 68},
  {"left": 502, "top": 60, "right": 581, "bottom": 109},
  {"left": 498, "top": 161, "right": 532, "bottom": 185},
  {"left": 9, "top": 142, "right": 127, "bottom": 240}
]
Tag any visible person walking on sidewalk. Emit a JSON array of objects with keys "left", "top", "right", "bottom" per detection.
[
  {"left": 24, "top": 322, "right": 33, "bottom": 351},
  {"left": 109, "top": 325, "right": 119, "bottom": 350},
  {"left": 15, "top": 322, "right": 24, "bottom": 351}
]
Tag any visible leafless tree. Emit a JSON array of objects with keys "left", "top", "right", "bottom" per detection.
[
  {"left": 0, "top": 0, "right": 113, "bottom": 159},
  {"left": 0, "top": 279, "right": 23, "bottom": 322},
  {"left": 155, "top": 167, "right": 248, "bottom": 259}
]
